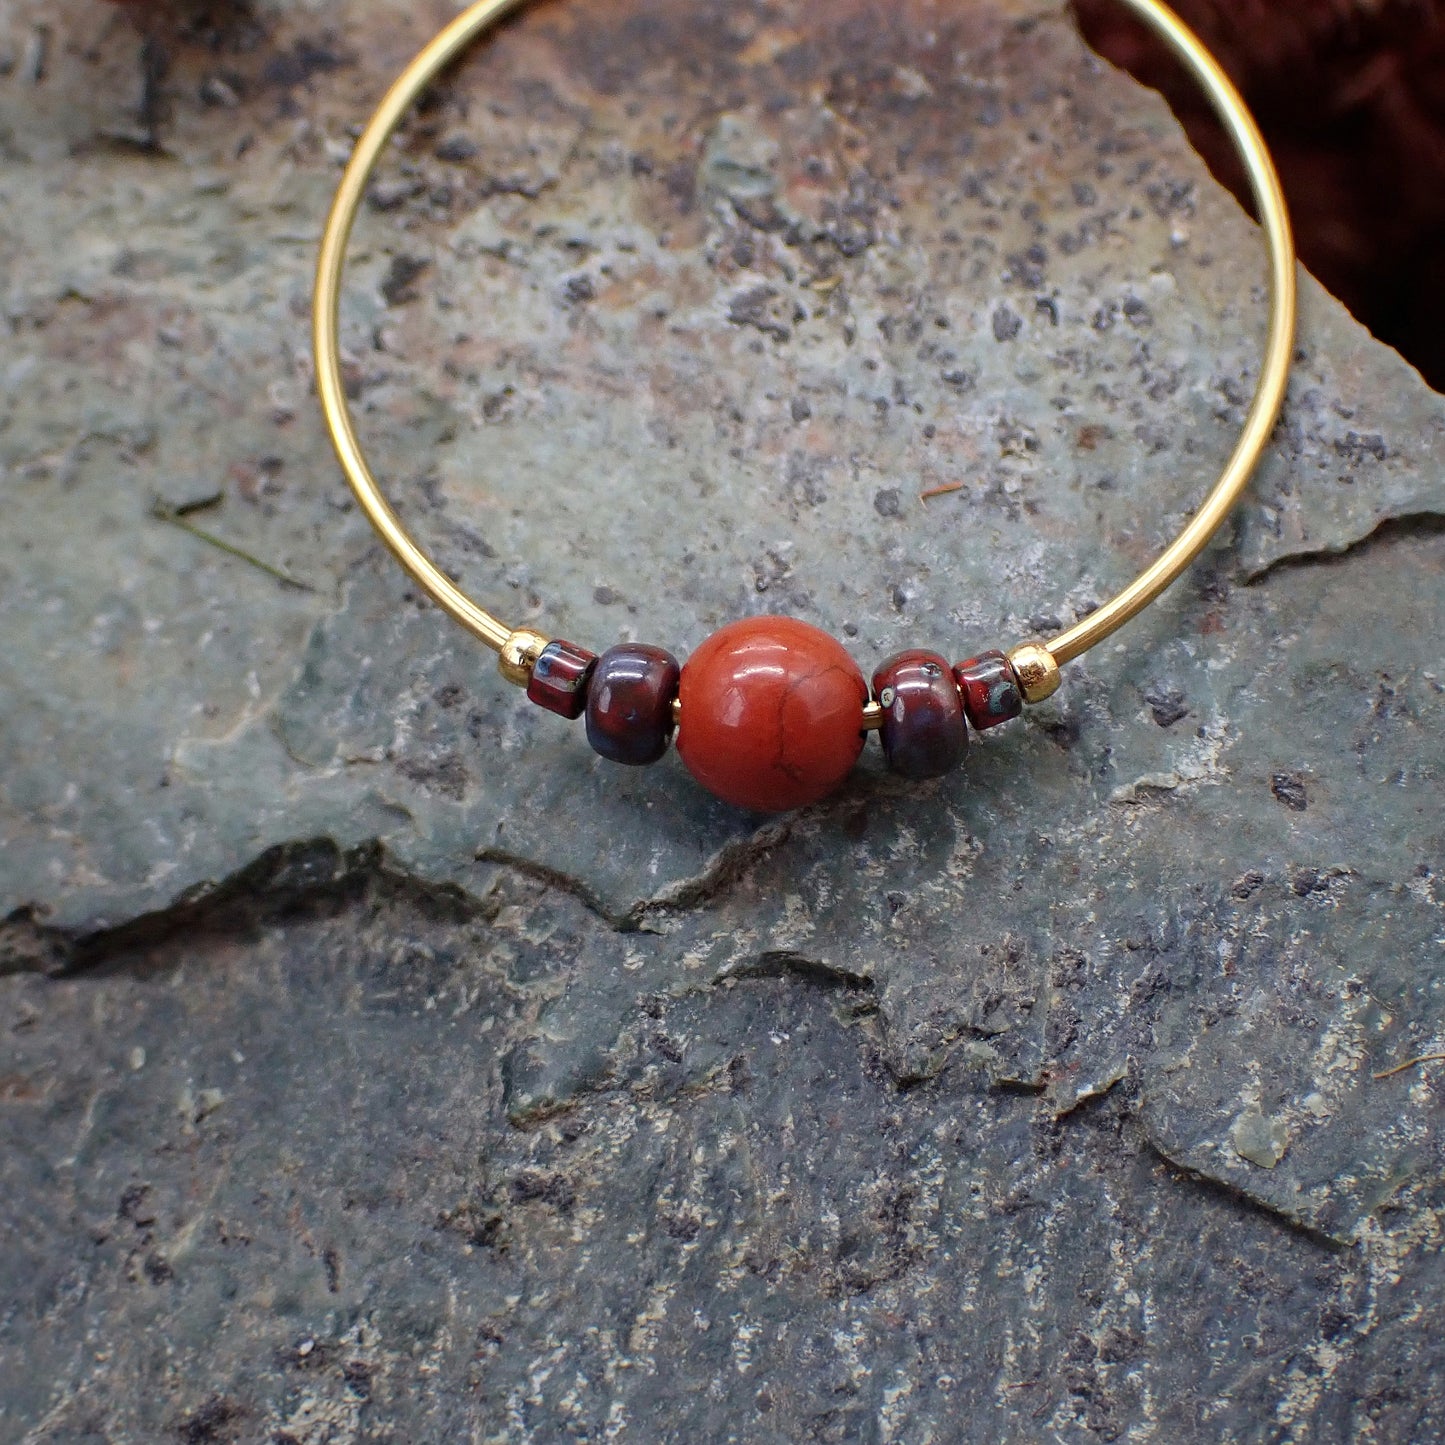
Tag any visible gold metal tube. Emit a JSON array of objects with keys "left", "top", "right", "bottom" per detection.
[
  {"left": 314, "top": 0, "right": 1296, "bottom": 667},
  {"left": 1045, "top": 0, "right": 1297, "bottom": 665},
  {"left": 313, "top": 0, "right": 530, "bottom": 654}
]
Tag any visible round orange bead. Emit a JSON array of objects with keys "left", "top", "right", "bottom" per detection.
[{"left": 676, "top": 617, "right": 868, "bottom": 813}]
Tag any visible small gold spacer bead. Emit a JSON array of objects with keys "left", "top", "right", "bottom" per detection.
[
  {"left": 1007, "top": 642, "right": 1061, "bottom": 704},
  {"left": 498, "top": 628, "right": 550, "bottom": 687}
]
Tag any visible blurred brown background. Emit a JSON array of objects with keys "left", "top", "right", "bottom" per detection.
[{"left": 1074, "top": 0, "right": 1445, "bottom": 390}]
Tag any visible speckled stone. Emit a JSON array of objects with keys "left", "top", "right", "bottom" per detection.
[{"left": 1, "top": 0, "right": 1444, "bottom": 1439}]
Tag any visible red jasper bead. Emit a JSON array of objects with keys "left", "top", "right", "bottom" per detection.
[
  {"left": 954, "top": 650, "right": 1023, "bottom": 731},
  {"left": 527, "top": 639, "right": 596, "bottom": 719},
  {"left": 677, "top": 617, "right": 868, "bottom": 813}
]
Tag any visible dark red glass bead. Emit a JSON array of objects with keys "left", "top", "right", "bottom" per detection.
[
  {"left": 527, "top": 639, "right": 596, "bottom": 719},
  {"left": 954, "top": 650, "right": 1023, "bottom": 730},
  {"left": 872, "top": 649, "right": 968, "bottom": 780},
  {"left": 586, "top": 644, "right": 680, "bottom": 765}
]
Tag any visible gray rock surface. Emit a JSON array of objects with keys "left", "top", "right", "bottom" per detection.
[{"left": 1, "top": 0, "right": 1442, "bottom": 1440}]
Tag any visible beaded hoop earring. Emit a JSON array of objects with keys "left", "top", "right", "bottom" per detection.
[{"left": 314, "top": 0, "right": 1296, "bottom": 814}]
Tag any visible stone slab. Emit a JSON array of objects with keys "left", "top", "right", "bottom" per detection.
[{"left": 1, "top": 0, "right": 1443, "bottom": 1440}]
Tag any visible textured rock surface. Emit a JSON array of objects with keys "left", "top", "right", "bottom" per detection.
[{"left": 1, "top": 0, "right": 1443, "bottom": 1440}]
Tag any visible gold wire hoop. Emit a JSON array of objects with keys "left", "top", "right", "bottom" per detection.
[{"left": 313, "top": 0, "right": 1297, "bottom": 674}]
